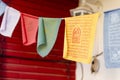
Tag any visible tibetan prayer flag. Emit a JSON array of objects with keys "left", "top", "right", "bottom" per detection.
[
  {"left": 21, "top": 13, "right": 38, "bottom": 45},
  {"left": 37, "top": 17, "right": 62, "bottom": 57},
  {"left": 63, "top": 12, "right": 100, "bottom": 64},
  {"left": 0, "top": 1, "right": 7, "bottom": 16},
  {"left": 104, "top": 9, "right": 120, "bottom": 68},
  {"left": 0, "top": 6, "right": 20, "bottom": 37}
]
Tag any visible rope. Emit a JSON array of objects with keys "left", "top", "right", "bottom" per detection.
[
  {"left": 93, "top": 52, "right": 103, "bottom": 58},
  {"left": 79, "top": 52, "right": 103, "bottom": 80},
  {"left": 80, "top": 63, "right": 84, "bottom": 80}
]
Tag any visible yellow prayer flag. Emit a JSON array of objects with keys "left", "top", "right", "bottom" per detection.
[{"left": 63, "top": 12, "right": 100, "bottom": 64}]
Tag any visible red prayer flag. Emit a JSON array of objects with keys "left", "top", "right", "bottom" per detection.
[{"left": 21, "top": 13, "right": 38, "bottom": 45}]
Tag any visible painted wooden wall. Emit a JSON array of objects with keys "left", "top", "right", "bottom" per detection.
[
  {"left": 0, "top": 0, "right": 78, "bottom": 80},
  {"left": 76, "top": 0, "right": 120, "bottom": 80}
]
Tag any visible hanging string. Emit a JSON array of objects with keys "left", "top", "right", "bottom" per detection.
[
  {"left": 79, "top": 63, "right": 84, "bottom": 80},
  {"left": 93, "top": 51, "right": 103, "bottom": 58}
]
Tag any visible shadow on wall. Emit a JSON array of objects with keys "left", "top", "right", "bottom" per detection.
[{"left": 0, "top": 35, "right": 6, "bottom": 78}]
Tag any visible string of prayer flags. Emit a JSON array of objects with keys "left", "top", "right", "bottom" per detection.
[
  {"left": 63, "top": 12, "right": 100, "bottom": 64},
  {"left": 0, "top": 1, "right": 7, "bottom": 16},
  {"left": 37, "top": 17, "right": 62, "bottom": 57},
  {"left": 104, "top": 9, "right": 120, "bottom": 68},
  {"left": 0, "top": 6, "right": 20, "bottom": 37},
  {"left": 21, "top": 13, "right": 39, "bottom": 45}
]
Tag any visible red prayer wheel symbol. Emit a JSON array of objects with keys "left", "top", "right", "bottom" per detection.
[{"left": 72, "top": 27, "right": 81, "bottom": 43}]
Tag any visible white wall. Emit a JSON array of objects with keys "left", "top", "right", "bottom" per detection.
[{"left": 76, "top": 0, "right": 120, "bottom": 80}]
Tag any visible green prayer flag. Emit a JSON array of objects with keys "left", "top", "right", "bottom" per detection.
[{"left": 37, "top": 17, "right": 62, "bottom": 57}]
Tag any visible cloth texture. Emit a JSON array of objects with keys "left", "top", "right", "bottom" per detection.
[
  {"left": 21, "top": 13, "right": 38, "bottom": 45},
  {"left": 0, "top": 1, "right": 7, "bottom": 16},
  {"left": 63, "top": 12, "right": 100, "bottom": 64},
  {"left": 104, "top": 9, "right": 120, "bottom": 68},
  {"left": 0, "top": 6, "right": 20, "bottom": 37},
  {"left": 37, "top": 17, "right": 62, "bottom": 57}
]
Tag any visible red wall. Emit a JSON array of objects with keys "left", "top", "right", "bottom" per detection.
[{"left": 0, "top": 0, "right": 78, "bottom": 80}]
